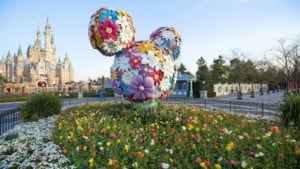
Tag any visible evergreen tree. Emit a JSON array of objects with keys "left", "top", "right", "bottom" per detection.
[{"left": 196, "top": 57, "right": 209, "bottom": 82}]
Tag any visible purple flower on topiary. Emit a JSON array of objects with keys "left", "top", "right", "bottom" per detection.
[
  {"left": 128, "top": 75, "right": 154, "bottom": 100},
  {"left": 111, "top": 80, "right": 123, "bottom": 94}
]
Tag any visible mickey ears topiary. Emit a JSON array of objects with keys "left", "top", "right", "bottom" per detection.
[
  {"left": 88, "top": 7, "right": 136, "bottom": 56},
  {"left": 150, "top": 27, "right": 182, "bottom": 60}
]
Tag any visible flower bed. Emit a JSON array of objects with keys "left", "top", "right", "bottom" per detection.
[
  {"left": 0, "top": 116, "right": 75, "bottom": 169},
  {"left": 52, "top": 102, "right": 300, "bottom": 168}
]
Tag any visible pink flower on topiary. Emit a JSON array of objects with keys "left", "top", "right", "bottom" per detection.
[
  {"left": 128, "top": 75, "right": 154, "bottom": 100},
  {"left": 129, "top": 54, "right": 141, "bottom": 69},
  {"left": 99, "top": 19, "right": 119, "bottom": 40}
]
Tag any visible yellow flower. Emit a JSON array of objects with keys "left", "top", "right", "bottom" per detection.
[
  {"left": 295, "top": 147, "right": 300, "bottom": 156},
  {"left": 83, "top": 146, "right": 88, "bottom": 151},
  {"left": 124, "top": 145, "right": 130, "bottom": 152},
  {"left": 187, "top": 124, "right": 194, "bottom": 131},
  {"left": 136, "top": 42, "right": 155, "bottom": 53},
  {"left": 169, "top": 158, "right": 174, "bottom": 163},
  {"left": 262, "top": 135, "right": 267, "bottom": 140},
  {"left": 117, "top": 139, "right": 121, "bottom": 144},
  {"left": 108, "top": 158, "right": 115, "bottom": 166},
  {"left": 226, "top": 142, "right": 236, "bottom": 152},
  {"left": 88, "top": 158, "right": 94, "bottom": 167},
  {"left": 199, "top": 162, "right": 207, "bottom": 169},
  {"left": 285, "top": 134, "right": 291, "bottom": 139},
  {"left": 154, "top": 50, "right": 164, "bottom": 61},
  {"left": 106, "top": 141, "right": 112, "bottom": 147},
  {"left": 215, "top": 163, "right": 222, "bottom": 169}
]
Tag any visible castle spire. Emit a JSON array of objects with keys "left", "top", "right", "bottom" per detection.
[
  {"left": 17, "top": 45, "right": 23, "bottom": 56},
  {"left": 44, "top": 17, "right": 53, "bottom": 49},
  {"left": 6, "top": 50, "right": 12, "bottom": 58}
]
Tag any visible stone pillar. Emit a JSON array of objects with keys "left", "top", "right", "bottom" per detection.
[{"left": 190, "top": 80, "right": 193, "bottom": 98}]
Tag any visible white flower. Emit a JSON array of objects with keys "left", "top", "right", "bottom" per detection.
[
  {"left": 112, "top": 55, "right": 130, "bottom": 72},
  {"left": 141, "top": 51, "right": 159, "bottom": 68},
  {"left": 162, "top": 30, "right": 175, "bottom": 40},
  {"left": 165, "top": 148, "right": 173, "bottom": 154},
  {"left": 241, "top": 161, "right": 247, "bottom": 168},
  {"left": 116, "top": 16, "right": 130, "bottom": 28},
  {"left": 237, "top": 135, "right": 244, "bottom": 140},
  {"left": 150, "top": 139, "right": 155, "bottom": 145},
  {"left": 265, "top": 131, "right": 272, "bottom": 137},
  {"left": 256, "top": 144, "right": 262, "bottom": 149},
  {"left": 119, "top": 25, "right": 134, "bottom": 43},
  {"left": 102, "top": 39, "right": 122, "bottom": 54},
  {"left": 255, "top": 152, "right": 264, "bottom": 158},
  {"left": 132, "top": 162, "right": 138, "bottom": 168},
  {"left": 153, "top": 38, "right": 164, "bottom": 46},
  {"left": 160, "top": 162, "right": 170, "bottom": 169},
  {"left": 122, "top": 70, "right": 138, "bottom": 85},
  {"left": 217, "top": 157, "right": 223, "bottom": 162},
  {"left": 160, "top": 77, "right": 170, "bottom": 91},
  {"left": 162, "top": 55, "right": 175, "bottom": 77},
  {"left": 182, "top": 126, "right": 186, "bottom": 131},
  {"left": 144, "top": 149, "right": 149, "bottom": 154}
]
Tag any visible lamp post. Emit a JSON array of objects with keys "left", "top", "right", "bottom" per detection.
[
  {"left": 251, "top": 82, "right": 254, "bottom": 98},
  {"left": 237, "top": 82, "right": 242, "bottom": 100}
]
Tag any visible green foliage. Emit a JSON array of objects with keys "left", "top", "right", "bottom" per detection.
[
  {"left": 21, "top": 93, "right": 62, "bottom": 122},
  {"left": 53, "top": 102, "right": 299, "bottom": 168},
  {"left": 0, "top": 94, "right": 29, "bottom": 103},
  {"left": 196, "top": 57, "right": 209, "bottom": 82},
  {"left": 104, "top": 88, "right": 114, "bottom": 97},
  {"left": 280, "top": 92, "right": 300, "bottom": 128}
]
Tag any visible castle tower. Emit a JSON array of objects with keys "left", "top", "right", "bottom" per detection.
[{"left": 44, "top": 17, "right": 56, "bottom": 64}]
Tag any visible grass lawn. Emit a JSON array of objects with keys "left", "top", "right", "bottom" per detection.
[{"left": 53, "top": 102, "right": 300, "bottom": 169}]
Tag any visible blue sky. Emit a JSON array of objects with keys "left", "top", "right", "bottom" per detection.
[{"left": 0, "top": 0, "right": 299, "bottom": 81}]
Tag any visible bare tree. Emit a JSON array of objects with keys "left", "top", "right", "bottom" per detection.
[{"left": 274, "top": 39, "right": 293, "bottom": 80}]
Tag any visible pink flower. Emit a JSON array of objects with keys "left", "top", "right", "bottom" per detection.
[
  {"left": 195, "top": 157, "right": 202, "bottom": 164},
  {"left": 129, "top": 54, "right": 141, "bottom": 69},
  {"left": 99, "top": 19, "right": 119, "bottom": 40},
  {"left": 230, "top": 159, "right": 237, "bottom": 166},
  {"left": 110, "top": 132, "right": 116, "bottom": 139}
]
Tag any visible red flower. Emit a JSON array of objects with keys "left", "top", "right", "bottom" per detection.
[
  {"left": 249, "top": 151, "right": 255, "bottom": 157},
  {"left": 205, "top": 161, "right": 211, "bottom": 168},
  {"left": 99, "top": 19, "right": 119, "bottom": 40},
  {"left": 150, "top": 70, "right": 164, "bottom": 85},
  {"left": 161, "top": 139, "right": 167, "bottom": 145},
  {"left": 271, "top": 125, "right": 280, "bottom": 134}
]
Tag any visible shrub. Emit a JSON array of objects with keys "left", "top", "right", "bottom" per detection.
[
  {"left": 21, "top": 93, "right": 62, "bottom": 122},
  {"left": 280, "top": 92, "right": 300, "bottom": 128}
]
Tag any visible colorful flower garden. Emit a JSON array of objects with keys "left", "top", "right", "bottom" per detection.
[{"left": 52, "top": 102, "right": 299, "bottom": 168}]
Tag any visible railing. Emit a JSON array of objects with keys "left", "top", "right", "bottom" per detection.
[
  {"left": 164, "top": 97, "right": 281, "bottom": 118},
  {"left": 0, "top": 97, "right": 282, "bottom": 135},
  {"left": 0, "top": 98, "right": 103, "bottom": 135},
  {"left": 0, "top": 108, "right": 21, "bottom": 135}
]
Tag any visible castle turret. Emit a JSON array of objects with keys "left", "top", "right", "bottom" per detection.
[{"left": 33, "top": 28, "right": 42, "bottom": 50}]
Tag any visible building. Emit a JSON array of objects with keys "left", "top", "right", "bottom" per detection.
[
  {"left": 0, "top": 18, "right": 74, "bottom": 94},
  {"left": 171, "top": 73, "right": 194, "bottom": 98}
]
